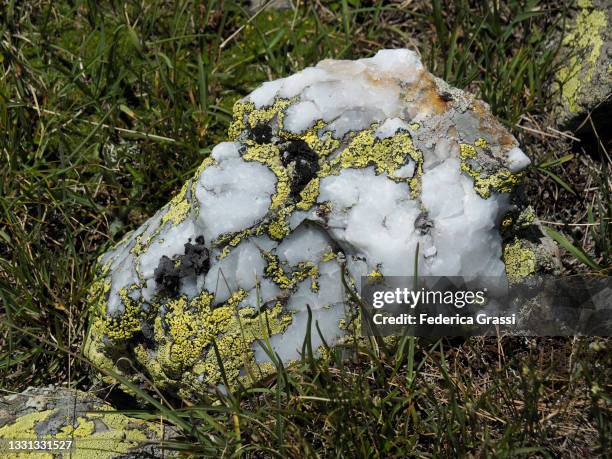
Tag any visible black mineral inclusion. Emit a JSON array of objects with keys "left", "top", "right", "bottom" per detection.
[
  {"left": 154, "top": 235, "right": 210, "bottom": 297},
  {"left": 280, "top": 139, "right": 319, "bottom": 199}
]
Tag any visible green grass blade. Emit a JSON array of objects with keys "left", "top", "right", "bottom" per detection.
[{"left": 543, "top": 226, "right": 601, "bottom": 271}]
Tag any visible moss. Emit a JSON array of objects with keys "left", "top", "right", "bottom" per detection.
[{"left": 503, "top": 239, "right": 536, "bottom": 283}]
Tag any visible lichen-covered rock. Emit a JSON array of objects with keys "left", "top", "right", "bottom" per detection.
[
  {"left": 0, "top": 386, "right": 173, "bottom": 458},
  {"left": 555, "top": 0, "right": 611, "bottom": 130},
  {"left": 501, "top": 207, "right": 562, "bottom": 284},
  {"left": 84, "top": 49, "right": 536, "bottom": 399}
]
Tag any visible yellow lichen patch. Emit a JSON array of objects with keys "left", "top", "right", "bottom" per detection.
[
  {"left": 86, "top": 272, "right": 111, "bottom": 316},
  {"left": 474, "top": 137, "right": 488, "bottom": 148},
  {"left": 247, "top": 98, "right": 294, "bottom": 131},
  {"left": 83, "top": 324, "right": 127, "bottom": 390},
  {"left": 293, "top": 261, "right": 319, "bottom": 291},
  {"left": 221, "top": 100, "right": 425, "bottom": 255},
  {"left": 469, "top": 168, "right": 523, "bottom": 199},
  {"left": 459, "top": 142, "right": 523, "bottom": 198},
  {"left": 321, "top": 250, "right": 337, "bottom": 263},
  {"left": 335, "top": 129, "right": 417, "bottom": 177},
  {"left": 228, "top": 98, "right": 295, "bottom": 140},
  {"left": 66, "top": 407, "right": 155, "bottom": 459},
  {"left": 196, "top": 302, "right": 293, "bottom": 388},
  {"left": 156, "top": 291, "right": 217, "bottom": 375},
  {"left": 307, "top": 127, "right": 424, "bottom": 198},
  {"left": 296, "top": 177, "right": 320, "bottom": 210},
  {"left": 0, "top": 404, "right": 159, "bottom": 459},
  {"left": 263, "top": 252, "right": 319, "bottom": 291},
  {"left": 160, "top": 180, "right": 191, "bottom": 227},
  {"left": 58, "top": 417, "right": 96, "bottom": 438},
  {"left": 503, "top": 239, "right": 536, "bottom": 283},
  {"left": 131, "top": 234, "right": 151, "bottom": 256},
  {"left": 133, "top": 344, "right": 173, "bottom": 389},
  {"left": 215, "top": 227, "right": 259, "bottom": 259},
  {"left": 194, "top": 155, "right": 216, "bottom": 178},
  {"left": 149, "top": 285, "right": 294, "bottom": 389},
  {"left": 0, "top": 410, "right": 53, "bottom": 459},
  {"left": 263, "top": 252, "right": 294, "bottom": 290},
  {"left": 243, "top": 143, "right": 290, "bottom": 210},
  {"left": 100, "top": 287, "right": 143, "bottom": 341},
  {"left": 225, "top": 289, "right": 248, "bottom": 308},
  {"left": 558, "top": 3, "right": 607, "bottom": 112},
  {"left": 515, "top": 206, "right": 536, "bottom": 229},
  {"left": 459, "top": 143, "right": 477, "bottom": 159},
  {"left": 228, "top": 100, "right": 253, "bottom": 139},
  {"left": 367, "top": 269, "right": 383, "bottom": 281},
  {"left": 279, "top": 122, "right": 341, "bottom": 213},
  {"left": 266, "top": 206, "right": 294, "bottom": 240},
  {"left": 282, "top": 120, "right": 341, "bottom": 159},
  {"left": 191, "top": 156, "right": 216, "bottom": 210}
]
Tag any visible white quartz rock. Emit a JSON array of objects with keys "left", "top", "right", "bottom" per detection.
[{"left": 85, "top": 49, "right": 532, "bottom": 399}]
